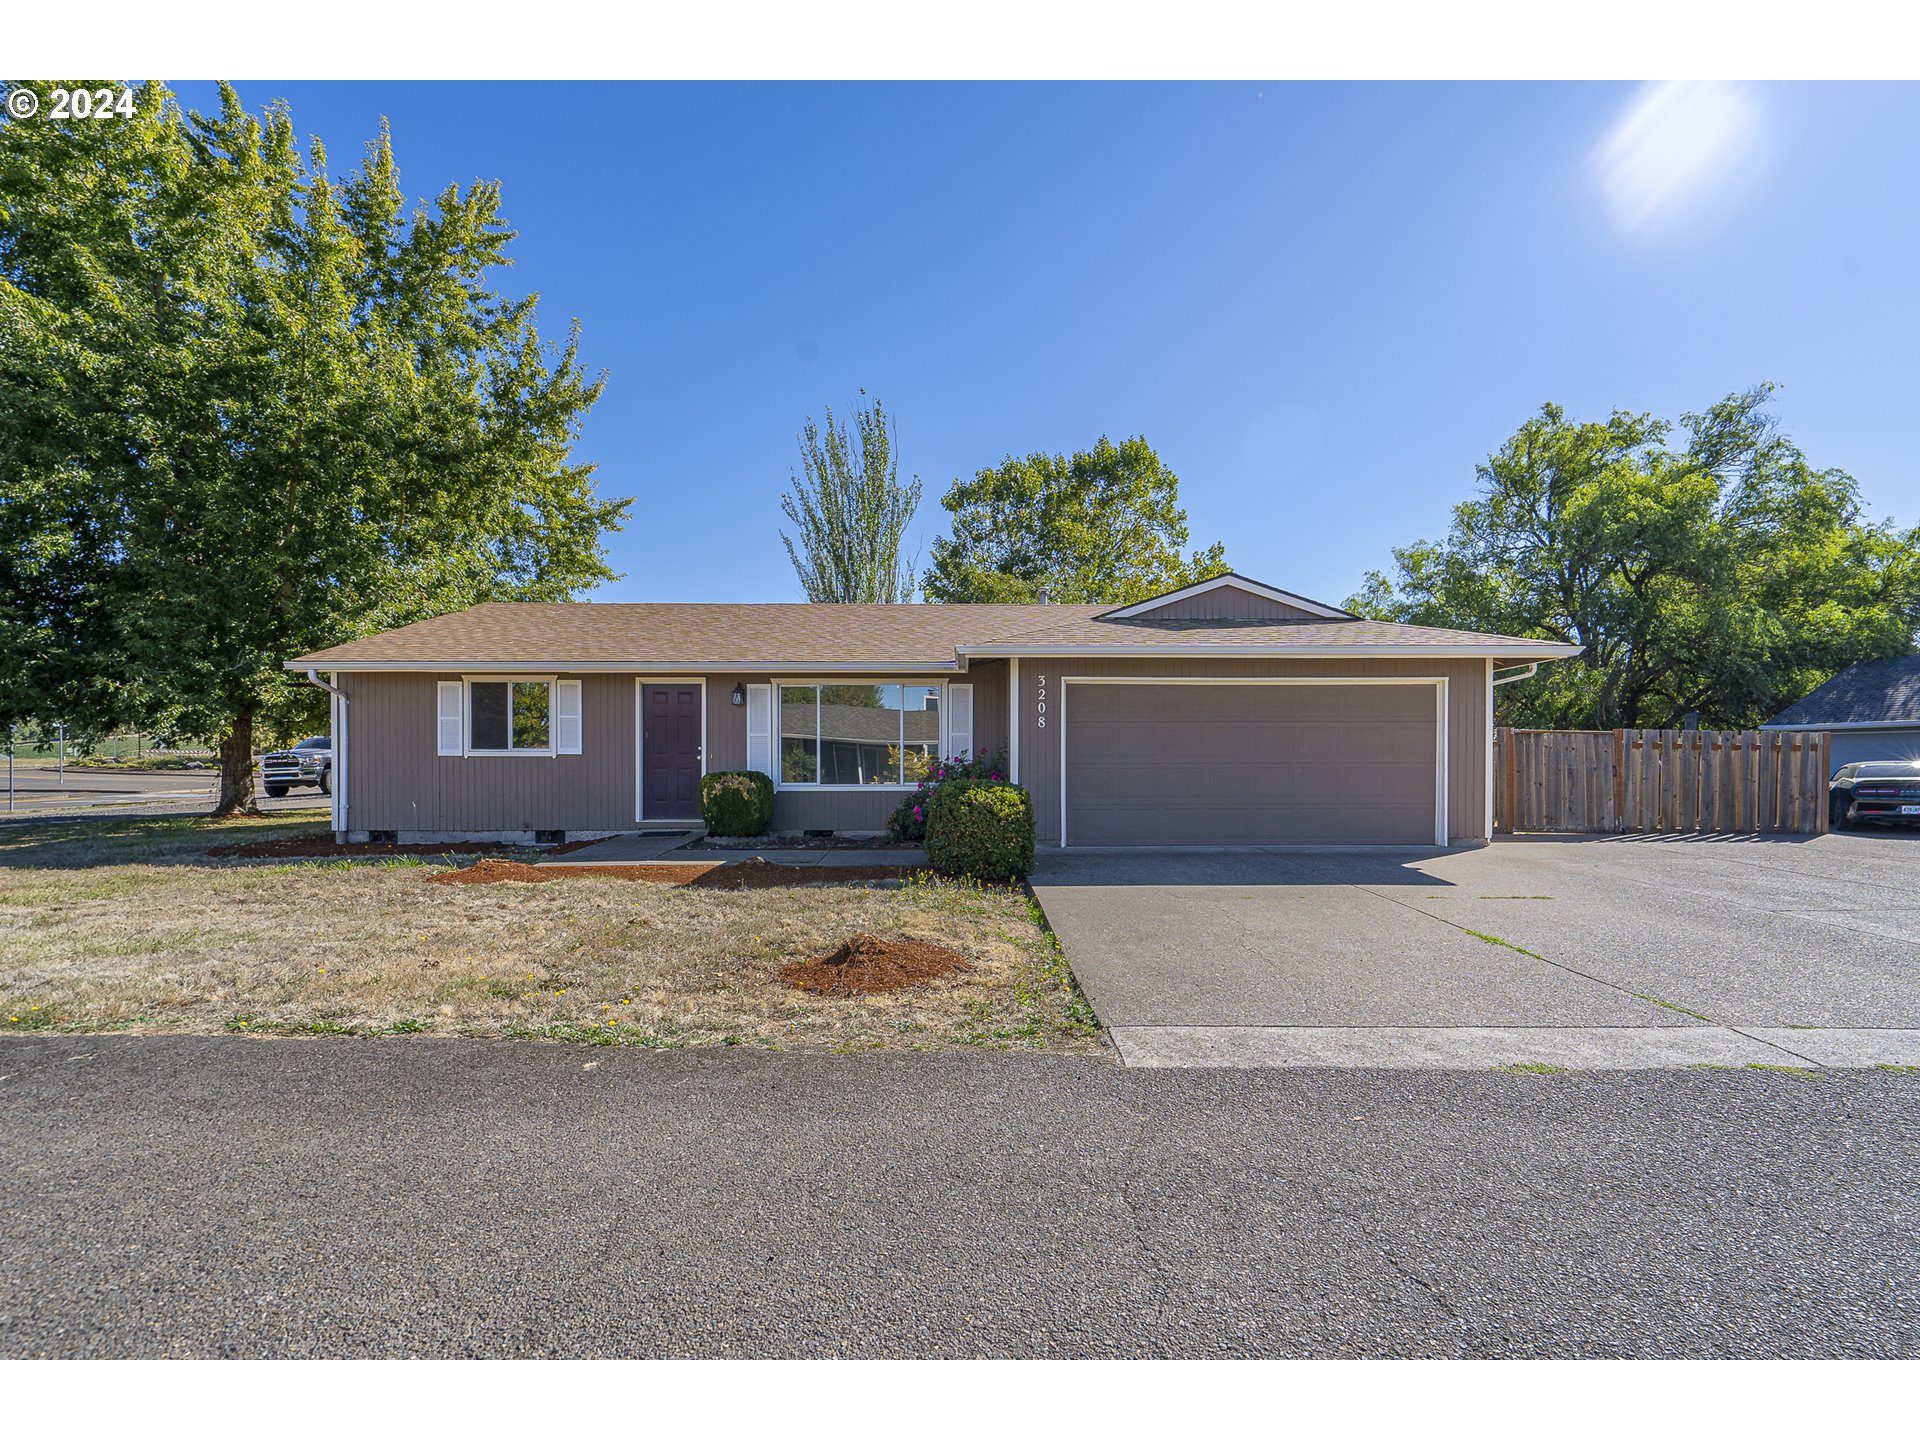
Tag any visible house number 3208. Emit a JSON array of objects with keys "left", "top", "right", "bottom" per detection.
[{"left": 1036, "top": 674, "right": 1048, "bottom": 729}]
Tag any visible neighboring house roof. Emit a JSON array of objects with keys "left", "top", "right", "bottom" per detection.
[
  {"left": 285, "top": 576, "right": 1583, "bottom": 673},
  {"left": 784, "top": 700, "right": 940, "bottom": 745},
  {"left": 1764, "top": 656, "right": 1920, "bottom": 730}
]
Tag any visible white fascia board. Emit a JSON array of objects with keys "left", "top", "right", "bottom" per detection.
[
  {"left": 288, "top": 642, "right": 1586, "bottom": 672},
  {"left": 282, "top": 659, "right": 964, "bottom": 674},
  {"left": 956, "top": 642, "right": 1587, "bottom": 661}
]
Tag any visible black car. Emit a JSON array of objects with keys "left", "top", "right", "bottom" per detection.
[
  {"left": 260, "top": 735, "right": 332, "bottom": 798},
  {"left": 1828, "top": 761, "right": 1920, "bottom": 829}
]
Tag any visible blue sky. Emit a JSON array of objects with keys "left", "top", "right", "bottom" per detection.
[{"left": 180, "top": 81, "right": 1920, "bottom": 606}]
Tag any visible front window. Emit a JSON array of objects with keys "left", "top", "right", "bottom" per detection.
[
  {"left": 469, "top": 680, "right": 552, "bottom": 752},
  {"left": 779, "top": 682, "right": 941, "bottom": 786},
  {"left": 780, "top": 685, "right": 819, "bottom": 783}
]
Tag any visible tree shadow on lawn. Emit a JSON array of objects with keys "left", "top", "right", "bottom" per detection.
[{"left": 0, "top": 814, "right": 508, "bottom": 872}]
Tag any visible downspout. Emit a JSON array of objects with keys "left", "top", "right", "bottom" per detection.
[
  {"left": 304, "top": 669, "right": 347, "bottom": 841},
  {"left": 1488, "top": 664, "right": 1538, "bottom": 844}
]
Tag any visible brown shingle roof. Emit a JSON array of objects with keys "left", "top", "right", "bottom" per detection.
[{"left": 286, "top": 601, "right": 1581, "bottom": 671}]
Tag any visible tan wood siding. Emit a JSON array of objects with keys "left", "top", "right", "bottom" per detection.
[
  {"left": 344, "top": 672, "right": 635, "bottom": 833},
  {"left": 1016, "top": 656, "right": 1488, "bottom": 845},
  {"left": 1139, "top": 590, "right": 1323, "bottom": 621},
  {"left": 969, "top": 659, "right": 1009, "bottom": 761},
  {"left": 771, "top": 789, "right": 902, "bottom": 831},
  {"left": 345, "top": 658, "right": 1489, "bottom": 841}
]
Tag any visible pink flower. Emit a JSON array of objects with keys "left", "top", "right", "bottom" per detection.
[
  {"left": 989, "top": 771, "right": 1001, "bottom": 781},
  {"left": 913, "top": 806, "right": 923, "bottom": 818}
]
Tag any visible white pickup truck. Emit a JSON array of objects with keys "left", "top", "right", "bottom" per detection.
[{"left": 260, "top": 735, "right": 332, "bottom": 799}]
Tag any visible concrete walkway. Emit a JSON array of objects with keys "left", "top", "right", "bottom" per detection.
[
  {"left": 1110, "top": 1025, "right": 1920, "bottom": 1069},
  {"left": 540, "top": 832, "right": 927, "bottom": 868}
]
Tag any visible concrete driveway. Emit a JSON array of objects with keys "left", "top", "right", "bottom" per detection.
[{"left": 1031, "top": 832, "right": 1920, "bottom": 1069}]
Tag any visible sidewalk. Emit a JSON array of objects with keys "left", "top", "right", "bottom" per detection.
[{"left": 538, "top": 832, "right": 928, "bottom": 868}]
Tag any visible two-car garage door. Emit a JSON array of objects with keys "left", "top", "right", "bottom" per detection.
[{"left": 1061, "top": 680, "right": 1443, "bottom": 847}]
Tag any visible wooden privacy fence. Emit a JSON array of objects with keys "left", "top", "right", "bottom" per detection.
[{"left": 1494, "top": 728, "right": 1831, "bottom": 836}]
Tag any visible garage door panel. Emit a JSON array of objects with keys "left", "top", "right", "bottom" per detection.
[{"left": 1064, "top": 682, "right": 1437, "bottom": 846}]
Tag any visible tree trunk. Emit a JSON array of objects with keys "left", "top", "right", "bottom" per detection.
[{"left": 212, "top": 707, "right": 259, "bottom": 817}]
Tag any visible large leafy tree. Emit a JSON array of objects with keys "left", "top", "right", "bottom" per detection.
[
  {"left": 779, "top": 392, "right": 920, "bottom": 603},
  {"left": 0, "top": 81, "right": 627, "bottom": 812},
  {"left": 923, "top": 435, "right": 1227, "bottom": 604},
  {"left": 1347, "top": 386, "right": 1920, "bottom": 729}
]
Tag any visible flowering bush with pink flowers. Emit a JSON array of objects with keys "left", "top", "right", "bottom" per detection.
[{"left": 886, "top": 748, "right": 1011, "bottom": 843}]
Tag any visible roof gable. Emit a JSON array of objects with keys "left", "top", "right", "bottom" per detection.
[
  {"left": 1767, "top": 655, "right": 1920, "bottom": 728},
  {"left": 1097, "top": 573, "right": 1354, "bottom": 622}
]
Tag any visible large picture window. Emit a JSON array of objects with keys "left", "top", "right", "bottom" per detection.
[
  {"left": 469, "top": 680, "right": 552, "bottom": 753},
  {"left": 778, "top": 683, "right": 940, "bottom": 787}
]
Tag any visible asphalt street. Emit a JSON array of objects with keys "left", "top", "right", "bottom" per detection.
[
  {"left": 3, "top": 1036, "right": 1916, "bottom": 1357},
  {"left": 0, "top": 762, "right": 326, "bottom": 820}
]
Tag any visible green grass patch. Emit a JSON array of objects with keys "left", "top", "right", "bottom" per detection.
[
  {"left": 1462, "top": 928, "right": 1547, "bottom": 960},
  {"left": 1493, "top": 1061, "right": 1567, "bottom": 1074},
  {"left": 504, "top": 1021, "right": 680, "bottom": 1047},
  {"left": 1746, "top": 1062, "right": 1818, "bottom": 1075},
  {"left": 1875, "top": 1063, "right": 1920, "bottom": 1074},
  {"left": 1632, "top": 993, "right": 1715, "bottom": 1023},
  {"left": 0, "top": 814, "right": 326, "bottom": 870}
]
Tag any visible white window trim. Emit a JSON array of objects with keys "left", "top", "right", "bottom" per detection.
[
  {"left": 1056, "top": 675, "right": 1450, "bottom": 849},
  {"left": 634, "top": 677, "right": 708, "bottom": 823},
  {"left": 460, "top": 674, "right": 559, "bottom": 757},
  {"left": 771, "top": 678, "right": 944, "bottom": 792}
]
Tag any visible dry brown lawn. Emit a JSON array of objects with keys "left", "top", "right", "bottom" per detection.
[{"left": 0, "top": 817, "right": 1101, "bottom": 1054}]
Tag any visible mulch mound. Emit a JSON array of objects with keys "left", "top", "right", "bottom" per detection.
[
  {"left": 779, "top": 931, "right": 970, "bottom": 996},
  {"left": 424, "top": 856, "right": 920, "bottom": 888},
  {"left": 212, "top": 835, "right": 599, "bottom": 860}
]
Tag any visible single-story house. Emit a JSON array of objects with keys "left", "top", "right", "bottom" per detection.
[
  {"left": 1763, "top": 655, "right": 1920, "bottom": 773},
  {"left": 285, "top": 573, "right": 1580, "bottom": 849}
]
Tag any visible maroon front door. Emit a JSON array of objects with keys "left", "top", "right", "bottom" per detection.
[{"left": 641, "top": 683, "right": 702, "bottom": 819}]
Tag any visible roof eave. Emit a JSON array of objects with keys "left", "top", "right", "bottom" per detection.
[
  {"left": 283, "top": 658, "right": 967, "bottom": 674},
  {"left": 955, "top": 642, "right": 1586, "bottom": 660},
  {"left": 289, "top": 640, "right": 1587, "bottom": 672}
]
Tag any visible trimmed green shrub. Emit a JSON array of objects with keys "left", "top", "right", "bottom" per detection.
[
  {"left": 699, "top": 770, "right": 773, "bottom": 837},
  {"left": 886, "top": 748, "right": 1009, "bottom": 842},
  {"left": 925, "top": 781, "right": 1035, "bottom": 883}
]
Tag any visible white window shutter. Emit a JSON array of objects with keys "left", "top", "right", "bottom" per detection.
[
  {"left": 946, "top": 683, "right": 974, "bottom": 760},
  {"left": 555, "top": 679, "right": 583, "bottom": 754},
  {"left": 436, "top": 681, "right": 463, "bottom": 756},
  {"left": 745, "top": 684, "right": 773, "bottom": 778}
]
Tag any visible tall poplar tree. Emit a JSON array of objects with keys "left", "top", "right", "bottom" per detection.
[{"left": 779, "top": 392, "right": 921, "bottom": 603}]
